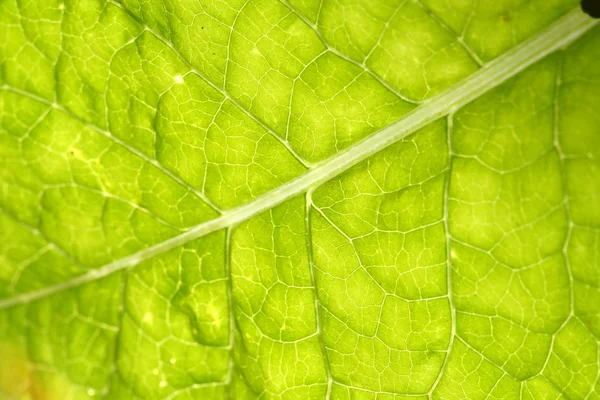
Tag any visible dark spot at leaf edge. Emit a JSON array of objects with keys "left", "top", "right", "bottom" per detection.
[{"left": 582, "top": 0, "right": 600, "bottom": 18}]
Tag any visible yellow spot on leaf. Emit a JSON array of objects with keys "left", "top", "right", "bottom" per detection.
[{"left": 143, "top": 312, "right": 153, "bottom": 324}]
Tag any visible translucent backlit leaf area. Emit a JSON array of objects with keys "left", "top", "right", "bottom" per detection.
[{"left": 1, "top": 0, "right": 599, "bottom": 398}]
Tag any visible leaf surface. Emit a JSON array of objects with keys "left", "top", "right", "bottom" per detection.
[{"left": 0, "top": 0, "right": 599, "bottom": 399}]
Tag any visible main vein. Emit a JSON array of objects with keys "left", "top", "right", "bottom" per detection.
[{"left": 0, "top": 8, "right": 595, "bottom": 310}]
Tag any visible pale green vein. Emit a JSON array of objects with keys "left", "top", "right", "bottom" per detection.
[
  {"left": 0, "top": 8, "right": 595, "bottom": 310},
  {"left": 306, "top": 194, "right": 334, "bottom": 399},
  {"left": 278, "top": 0, "right": 421, "bottom": 104},
  {"left": 428, "top": 113, "right": 456, "bottom": 399},
  {"left": 537, "top": 49, "right": 576, "bottom": 381},
  {"left": 0, "top": 85, "right": 222, "bottom": 214},
  {"left": 413, "top": 0, "right": 484, "bottom": 67}
]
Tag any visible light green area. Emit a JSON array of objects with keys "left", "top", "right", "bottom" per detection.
[
  {"left": 0, "top": 0, "right": 599, "bottom": 399},
  {"left": 420, "top": 0, "right": 579, "bottom": 61}
]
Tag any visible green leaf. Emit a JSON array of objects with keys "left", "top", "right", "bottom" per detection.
[{"left": 0, "top": 0, "right": 599, "bottom": 399}]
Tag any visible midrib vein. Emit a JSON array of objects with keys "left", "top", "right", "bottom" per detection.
[{"left": 0, "top": 8, "right": 595, "bottom": 310}]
